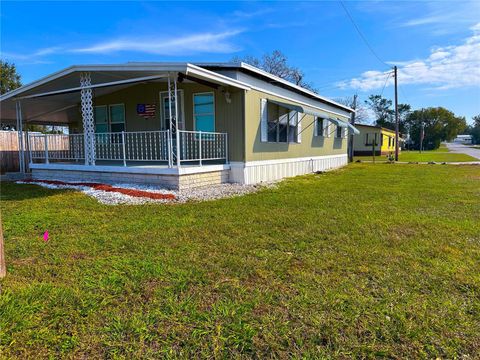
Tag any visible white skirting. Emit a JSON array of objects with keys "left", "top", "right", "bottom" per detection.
[{"left": 230, "top": 154, "right": 348, "bottom": 184}]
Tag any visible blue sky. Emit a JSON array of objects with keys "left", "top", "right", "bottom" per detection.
[{"left": 1, "top": 1, "right": 479, "bottom": 123}]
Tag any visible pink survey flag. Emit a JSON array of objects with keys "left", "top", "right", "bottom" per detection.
[{"left": 43, "top": 230, "right": 49, "bottom": 242}]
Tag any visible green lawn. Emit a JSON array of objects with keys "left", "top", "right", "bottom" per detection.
[
  {"left": 355, "top": 150, "right": 477, "bottom": 163},
  {"left": 1, "top": 164, "right": 479, "bottom": 358},
  {"left": 400, "top": 151, "right": 476, "bottom": 162}
]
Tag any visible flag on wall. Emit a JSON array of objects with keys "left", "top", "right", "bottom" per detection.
[{"left": 137, "top": 104, "right": 156, "bottom": 118}]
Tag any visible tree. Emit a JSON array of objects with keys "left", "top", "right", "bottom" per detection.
[
  {"left": 0, "top": 60, "right": 22, "bottom": 94},
  {"left": 406, "top": 107, "right": 467, "bottom": 150},
  {"left": 465, "top": 114, "right": 480, "bottom": 144},
  {"left": 473, "top": 114, "right": 480, "bottom": 128},
  {"left": 364, "top": 94, "right": 411, "bottom": 132},
  {"left": 334, "top": 96, "right": 368, "bottom": 122},
  {"left": 232, "top": 50, "right": 317, "bottom": 92},
  {"left": 364, "top": 95, "right": 394, "bottom": 128}
]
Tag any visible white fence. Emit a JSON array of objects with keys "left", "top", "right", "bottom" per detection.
[{"left": 28, "top": 130, "right": 228, "bottom": 167}]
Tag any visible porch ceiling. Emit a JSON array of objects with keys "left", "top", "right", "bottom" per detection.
[{"left": 0, "top": 63, "right": 250, "bottom": 125}]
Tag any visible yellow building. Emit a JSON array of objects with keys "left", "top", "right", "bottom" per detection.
[{"left": 353, "top": 124, "right": 398, "bottom": 156}]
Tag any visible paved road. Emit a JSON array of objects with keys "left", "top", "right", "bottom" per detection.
[{"left": 446, "top": 143, "right": 480, "bottom": 160}]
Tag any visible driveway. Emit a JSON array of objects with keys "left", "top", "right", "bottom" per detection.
[{"left": 446, "top": 143, "right": 480, "bottom": 160}]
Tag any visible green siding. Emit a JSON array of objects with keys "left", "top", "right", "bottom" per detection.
[
  {"left": 244, "top": 90, "right": 349, "bottom": 162},
  {"left": 72, "top": 82, "right": 245, "bottom": 162}
]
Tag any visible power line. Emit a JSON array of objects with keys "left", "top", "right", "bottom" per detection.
[
  {"left": 380, "top": 72, "right": 392, "bottom": 97},
  {"left": 314, "top": 70, "right": 394, "bottom": 92},
  {"left": 398, "top": 83, "right": 411, "bottom": 105},
  {"left": 339, "top": 1, "right": 391, "bottom": 69}
]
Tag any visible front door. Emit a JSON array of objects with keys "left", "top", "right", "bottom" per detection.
[{"left": 160, "top": 90, "right": 184, "bottom": 131}]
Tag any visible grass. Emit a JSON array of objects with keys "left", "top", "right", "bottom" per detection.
[
  {"left": 355, "top": 146, "right": 477, "bottom": 163},
  {"left": 400, "top": 151, "right": 475, "bottom": 162},
  {"left": 1, "top": 164, "right": 480, "bottom": 358}
]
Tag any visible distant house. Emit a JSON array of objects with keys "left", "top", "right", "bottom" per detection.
[
  {"left": 353, "top": 124, "right": 398, "bottom": 156},
  {"left": 0, "top": 62, "right": 359, "bottom": 189},
  {"left": 453, "top": 135, "right": 472, "bottom": 145}
]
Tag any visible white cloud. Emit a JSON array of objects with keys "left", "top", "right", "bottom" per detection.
[
  {"left": 2, "top": 30, "right": 243, "bottom": 61},
  {"left": 338, "top": 22, "right": 480, "bottom": 91},
  {"left": 401, "top": 15, "right": 447, "bottom": 27},
  {"left": 396, "top": 0, "right": 480, "bottom": 35},
  {"left": 72, "top": 30, "right": 243, "bottom": 55}
]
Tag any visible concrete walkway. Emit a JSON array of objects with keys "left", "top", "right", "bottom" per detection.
[{"left": 446, "top": 142, "right": 480, "bottom": 160}]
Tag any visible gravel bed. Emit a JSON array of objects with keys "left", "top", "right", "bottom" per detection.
[{"left": 17, "top": 180, "right": 274, "bottom": 205}]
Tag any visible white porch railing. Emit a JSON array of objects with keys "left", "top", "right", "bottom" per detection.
[
  {"left": 178, "top": 130, "right": 228, "bottom": 165},
  {"left": 28, "top": 130, "right": 228, "bottom": 167},
  {"left": 29, "top": 133, "right": 85, "bottom": 163}
]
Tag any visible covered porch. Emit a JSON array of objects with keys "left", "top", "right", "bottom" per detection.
[{"left": 0, "top": 63, "right": 249, "bottom": 187}]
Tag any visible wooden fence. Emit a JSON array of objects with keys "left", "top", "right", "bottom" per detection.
[{"left": 0, "top": 131, "right": 70, "bottom": 173}]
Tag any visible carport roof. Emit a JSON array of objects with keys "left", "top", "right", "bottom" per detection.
[{"left": 0, "top": 63, "right": 251, "bottom": 125}]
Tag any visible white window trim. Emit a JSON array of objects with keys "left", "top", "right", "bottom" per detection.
[
  {"left": 193, "top": 91, "right": 216, "bottom": 132},
  {"left": 335, "top": 125, "right": 343, "bottom": 139},
  {"left": 265, "top": 101, "right": 300, "bottom": 144},
  {"left": 314, "top": 117, "right": 329, "bottom": 137}
]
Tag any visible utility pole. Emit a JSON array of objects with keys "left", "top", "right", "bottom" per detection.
[
  {"left": 394, "top": 65, "right": 399, "bottom": 161},
  {"left": 348, "top": 94, "right": 357, "bottom": 162}
]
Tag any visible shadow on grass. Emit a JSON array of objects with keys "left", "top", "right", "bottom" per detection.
[{"left": 0, "top": 181, "right": 71, "bottom": 201}]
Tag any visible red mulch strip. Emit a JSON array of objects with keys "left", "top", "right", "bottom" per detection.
[{"left": 21, "top": 179, "right": 176, "bottom": 200}]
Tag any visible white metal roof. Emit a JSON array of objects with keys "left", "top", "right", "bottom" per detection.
[{"left": 196, "top": 62, "right": 354, "bottom": 113}]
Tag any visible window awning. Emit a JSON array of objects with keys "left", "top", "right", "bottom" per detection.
[
  {"left": 268, "top": 99, "right": 304, "bottom": 113},
  {"left": 327, "top": 117, "right": 360, "bottom": 134},
  {"left": 345, "top": 122, "right": 360, "bottom": 135},
  {"left": 267, "top": 99, "right": 360, "bottom": 135},
  {"left": 327, "top": 117, "right": 348, "bottom": 128}
]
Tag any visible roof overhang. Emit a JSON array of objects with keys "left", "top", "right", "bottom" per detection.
[
  {"left": 0, "top": 63, "right": 251, "bottom": 125},
  {"left": 198, "top": 62, "right": 355, "bottom": 114}
]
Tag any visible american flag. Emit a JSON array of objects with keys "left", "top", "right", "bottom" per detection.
[{"left": 137, "top": 104, "right": 156, "bottom": 118}]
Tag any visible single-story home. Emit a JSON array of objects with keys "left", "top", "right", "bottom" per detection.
[
  {"left": 353, "top": 124, "right": 398, "bottom": 156},
  {"left": 0, "top": 62, "right": 359, "bottom": 189}
]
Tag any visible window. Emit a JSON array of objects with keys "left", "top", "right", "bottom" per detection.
[
  {"left": 365, "top": 133, "right": 378, "bottom": 146},
  {"left": 193, "top": 93, "right": 215, "bottom": 132},
  {"left": 94, "top": 106, "right": 108, "bottom": 133},
  {"left": 109, "top": 104, "right": 125, "bottom": 133},
  {"left": 94, "top": 104, "right": 125, "bottom": 133},
  {"left": 315, "top": 117, "right": 329, "bottom": 137},
  {"left": 266, "top": 102, "right": 298, "bottom": 143},
  {"left": 336, "top": 125, "right": 343, "bottom": 138}
]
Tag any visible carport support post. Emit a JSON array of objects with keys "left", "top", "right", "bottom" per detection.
[
  {"left": 174, "top": 77, "right": 180, "bottom": 167},
  {"left": 80, "top": 72, "right": 96, "bottom": 166},
  {"left": 15, "top": 101, "right": 25, "bottom": 173}
]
